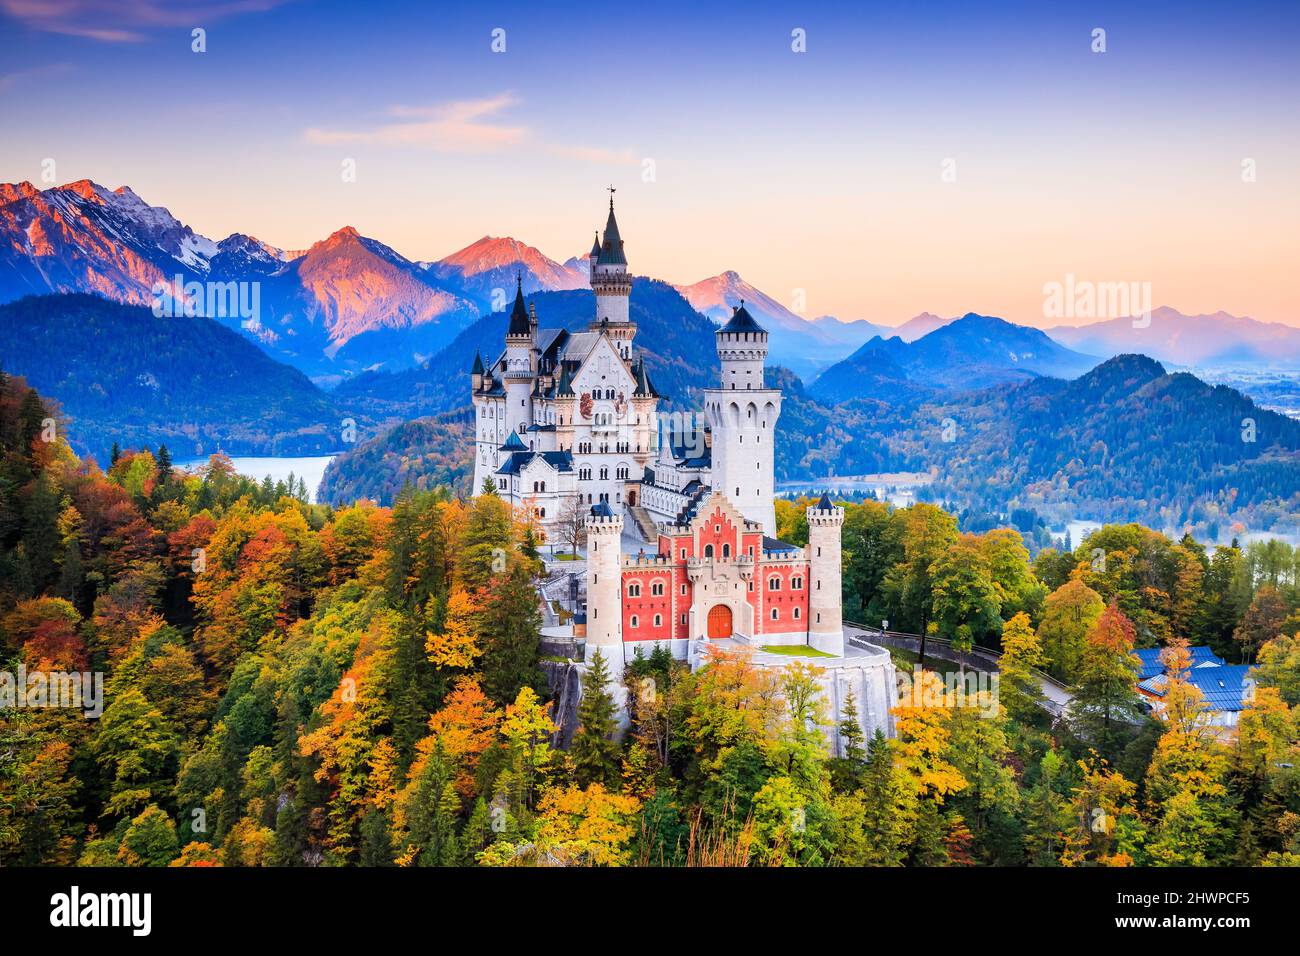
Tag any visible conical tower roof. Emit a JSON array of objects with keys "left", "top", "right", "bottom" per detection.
[{"left": 507, "top": 275, "right": 531, "bottom": 336}]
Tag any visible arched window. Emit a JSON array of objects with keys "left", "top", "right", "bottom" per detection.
[
  {"left": 703, "top": 544, "right": 714, "bottom": 558},
  {"left": 651, "top": 581, "right": 665, "bottom": 596},
  {"left": 791, "top": 576, "right": 803, "bottom": 589},
  {"left": 722, "top": 543, "right": 731, "bottom": 558},
  {"left": 630, "top": 615, "right": 639, "bottom": 628},
  {"left": 793, "top": 607, "right": 801, "bottom": 620},
  {"left": 653, "top": 614, "right": 662, "bottom": 627},
  {"left": 770, "top": 608, "right": 779, "bottom": 621},
  {"left": 768, "top": 576, "right": 782, "bottom": 591},
  {"left": 628, "top": 582, "right": 641, "bottom": 597}
]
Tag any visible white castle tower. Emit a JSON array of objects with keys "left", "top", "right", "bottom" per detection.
[
  {"left": 703, "top": 303, "right": 782, "bottom": 536},
  {"left": 502, "top": 276, "right": 535, "bottom": 437},
  {"left": 807, "top": 494, "right": 845, "bottom": 656},
  {"left": 584, "top": 504, "right": 624, "bottom": 667},
  {"left": 591, "top": 188, "right": 634, "bottom": 359}
]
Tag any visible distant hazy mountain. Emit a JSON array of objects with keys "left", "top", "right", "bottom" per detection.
[
  {"left": 887, "top": 311, "right": 956, "bottom": 342},
  {"left": 810, "top": 313, "right": 1100, "bottom": 403},
  {"left": 673, "top": 270, "right": 869, "bottom": 378},
  {"left": 1046, "top": 306, "right": 1300, "bottom": 367},
  {"left": 0, "top": 294, "right": 342, "bottom": 463},
  {"left": 424, "top": 235, "right": 588, "bottom": 309}
]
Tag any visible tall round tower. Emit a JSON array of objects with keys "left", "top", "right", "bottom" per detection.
[
  {"left": 584, "top": 503, "right": 625, "bottom": 667},
  {"left": 703, "top": 303, "right": 782, "bottom": 536},
  {"left": 503, "top": 276, "right": 535, "bottom": 437},
  {"left": 806, "top": 493, "right": 845, "bottom": 656}
]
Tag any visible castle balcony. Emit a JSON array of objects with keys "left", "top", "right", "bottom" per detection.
[{"left": 686, "top": 554, "right": 754, "bottom": 581}]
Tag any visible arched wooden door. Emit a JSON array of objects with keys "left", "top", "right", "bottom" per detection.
[{"left": 706, "top": 604, "right": 732, "bottom": 640}]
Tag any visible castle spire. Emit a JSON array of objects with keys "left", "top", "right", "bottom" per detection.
[
  {"left": 599, "top": 189, "right": 626, "bottom": 265},
  {"left": 507, "top": 273, "right": 530, "bottom": 337}
]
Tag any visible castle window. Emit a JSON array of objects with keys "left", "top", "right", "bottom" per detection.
[
  {"left": 651, "top": 581, "right": 665, "bottom": 596},
  {"left": 722, "top": 544, "right": 731, "bottom": 558},
  {"left": 628, "top": 582, "right": 641, "bottom": 597},
  {"left": 768, "top": 576, "right": 781, "bottom": 591},
  {"left": 681, "top": 549, "right": 687, "bottom": 559},
  {"left": 630, "top": 615, "right": 639, "bottom": 628},
  {"left": 792, "top": 576, "right": 803, "bottom": 589},
  {"left": 703, "top": 544, "right": 714, "bottom": 558},
  {"left": 680, "top": 614, "right": 687, "bottom": 625},
  {"left": 770, "top": 608, "right": 779, "bottom": 621},
  {"left": 680, "top": 584, "right": 687, "bottom": 595},
  {"left": 653, "top": 614, "right": 662, "bottom": 627},
  {"left": 817, "top": 613, "right": 821, "bottom": 623},
  {"left": 793, "top": 607, "right": 801, "bottom": 620}
]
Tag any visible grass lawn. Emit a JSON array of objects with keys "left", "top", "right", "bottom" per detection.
[
  {"left": 886, "top": 646, "right": 970, "bottom": 678},
  {"left": 760, "top": 644, "right": 836, "bottom": 658},
  {"left": 552, "top": 552, "right": 581, "bottom": 561}
]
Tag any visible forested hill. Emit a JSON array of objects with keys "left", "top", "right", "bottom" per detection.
[
  {"left": 914, "top": 353, "right": 1300, "bottom": 535},
  {"left": 333, "top": 278, "right": 730, "bottom": 422},
  {"left": 0, "top": 294, "right": 343, "bottom": 462}
]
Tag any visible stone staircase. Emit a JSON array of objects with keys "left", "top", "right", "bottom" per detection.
[{"left": 626, "top": 503, "right": 659, "bottom": 542}]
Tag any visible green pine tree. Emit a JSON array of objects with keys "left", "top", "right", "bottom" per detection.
[{"left": 571, "top": 650, "right": 621, "bottom": 787}]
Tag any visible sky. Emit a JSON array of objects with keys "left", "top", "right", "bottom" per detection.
[{"left": 1, "top": 0, "right": 1297, "bottom": 328}]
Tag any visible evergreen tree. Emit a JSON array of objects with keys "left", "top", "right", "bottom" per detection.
[
  {"left": 110, "top": 441, "right": 121, "bottom": 465},
  {"left": 401, "top": 745, "right": 461, "bottom": 866},
  {"left": 156, "top": 444, "right": 172, "bottom": 481},
  {"left": 477, "top": 558, "right": 544, "bottom": 705},
  {"left": 571, "top": 650, "right": 621, "bottom": 787},
  {"left": 358, "top": 808, "right": 395, "bottom": 866}
]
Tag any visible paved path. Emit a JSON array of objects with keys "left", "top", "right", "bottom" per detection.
[{"left": 846, "top": 623, "right": 1074, "bottom": 717}]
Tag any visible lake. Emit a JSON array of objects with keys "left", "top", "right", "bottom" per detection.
[{"left": 175, "top": 455, "right": 337, "bottom": 504}]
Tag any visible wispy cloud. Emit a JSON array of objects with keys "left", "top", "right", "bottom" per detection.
[
  {"left": 304, "top": 92, "right": 638, "bottom": 165},
  {"left": 0, "top": 0, "right": 291, "bottom": 43},
  {"left": 0, "top": 62, "right": 73, "bottom": 94},
  {"left": 305, "top": 93, "right": 529, "bottom": 154}
]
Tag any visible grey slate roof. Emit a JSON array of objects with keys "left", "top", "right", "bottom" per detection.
[
  {"left": 507, "top": 277, "right": 531, "bottom": 337},
  {"left": 763, "top": 536, "right": 799, "bottom": 553},
  {"left": 597, "top": 200, "right": 627, "bottom": 266},
  {"left": 1139, "top": 664, "right": 1255, "bottom": 712},
  {"left": 720, "top": 302, "right": 765, "bottom": 334},
  {"left": 1133, "top": 646, "right": 1228, "bottom": 682},
  {"left": 495, "top": 450, "right": 574, "bottom": 476}
]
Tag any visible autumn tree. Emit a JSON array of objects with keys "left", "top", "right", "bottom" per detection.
[
  {"left": 1037, "top": 579, "right": 1104, "bottom": 683},
  {"left": 998, "top": 612, "right": 1047, "bottom": 722},
  {"left": 1234, "top": 584, "right": 1288, "bottom": 663},
  {"left": 1068, "top": 602, "right": 1142, "bottom": 759}
]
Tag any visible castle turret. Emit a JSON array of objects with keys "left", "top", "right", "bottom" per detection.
[
  {"left": 470, "top": 350, "right": 484, "bottom": 392},
  {"left": 704, "top": 303, "right": 782, "bottom": 536},
  {"left": 584, "top": 502, "right": 624, "bottom": 667},
  {"left": 806, "top": 493, "right": 845, "bottom": 655},
  {"left": 591, "top": 190, "right": 635, "bottom": 359}
]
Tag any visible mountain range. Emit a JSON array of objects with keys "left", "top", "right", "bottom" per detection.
[
  {"left": 1047, "top": 306, "right": 1300, "bottom": 368},
  {"left": 810, "top": 313, "right": 1100, "bottom": 403}
]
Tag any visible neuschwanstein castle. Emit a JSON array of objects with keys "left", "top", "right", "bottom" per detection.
[{"left": 470, "top": 195, "right": 896, "bottom": 743}]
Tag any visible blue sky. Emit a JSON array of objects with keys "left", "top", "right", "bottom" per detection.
[{"left": 1, "top": 0, "right": 1297, "bottom": 325}]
